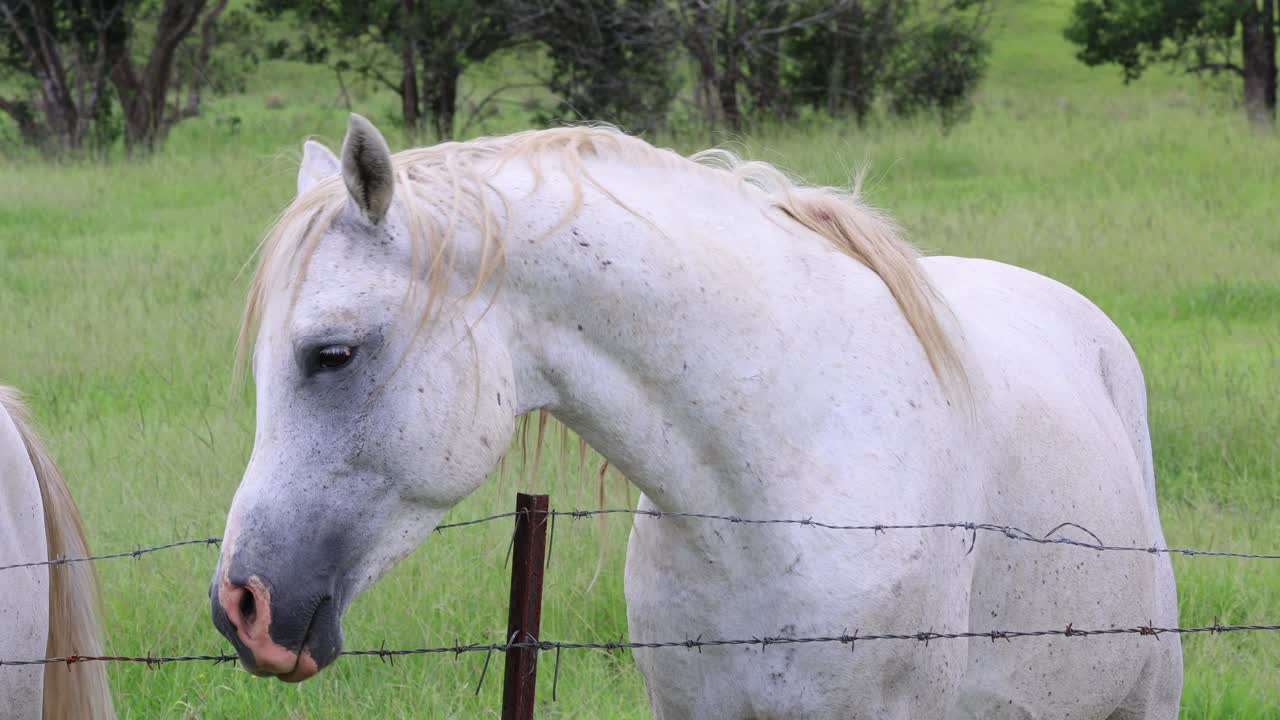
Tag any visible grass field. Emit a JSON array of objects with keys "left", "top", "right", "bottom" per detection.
[{"left": 1, "top": 0, "right": 1278, "bottom": 717}]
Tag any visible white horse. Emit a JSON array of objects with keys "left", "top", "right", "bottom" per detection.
[
  {"left": 0, "top": 387, "right": 113, "bottom": 720},
  {"left": 211, "top": 114, "right": 1182, "bottom": 717}
]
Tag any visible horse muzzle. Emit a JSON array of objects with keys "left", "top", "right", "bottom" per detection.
[{"left": 210, "top": 562, "right": 344, "bottom": 682}]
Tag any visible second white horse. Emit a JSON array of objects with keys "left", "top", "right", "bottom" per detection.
[{"left": 1, "top": 386, "right": 113, "bottom": 720}]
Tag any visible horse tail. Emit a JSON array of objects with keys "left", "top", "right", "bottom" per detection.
[{"left": 0, "top": 388, "right": 114, "bottom": 720}]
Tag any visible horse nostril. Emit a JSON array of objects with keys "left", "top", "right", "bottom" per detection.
[{"left": 239, "top": 586, "right": 257, "bottom": 626}]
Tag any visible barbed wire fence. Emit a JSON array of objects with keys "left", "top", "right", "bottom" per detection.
[
  {"left": 8, "top": 505, "right": 1280, "bottom": 575},
  {"left": 2, "top": 493, "right": 1279, "bottom": 716}
]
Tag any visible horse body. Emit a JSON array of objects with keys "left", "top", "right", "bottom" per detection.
[
  {"left": 0, "top": 388, "right": 113, "bottom": 720},
  {"left": 491, "top": 162, "right": 1181, "bottom": 718},
  {"left": 213, "top": 116, "right": 1180, "bottom": 717},
  {"left": 597, "top": 249, "right": 1181, "bottom": 719}
]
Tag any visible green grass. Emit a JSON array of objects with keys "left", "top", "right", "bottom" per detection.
[{"left": 1, "top": 0, "right": 1277, "bottom": 716}]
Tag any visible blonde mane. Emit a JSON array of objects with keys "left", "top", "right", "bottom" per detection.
[{"left": 239, "top": 126, "right": 965, "bottom": 389}]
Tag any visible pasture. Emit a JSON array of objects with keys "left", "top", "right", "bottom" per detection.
[{"left": 1, "top": 0, "right": 1277, "bottom": 717}]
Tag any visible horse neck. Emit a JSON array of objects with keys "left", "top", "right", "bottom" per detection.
[{"left": 487, "top": 160, "right": 896, "bottom": 513}]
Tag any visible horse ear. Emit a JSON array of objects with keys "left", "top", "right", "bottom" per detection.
[
  {"left": 297, "top": 140, "right": 340, "bottom": 196},
  {"left": 341, "top": 113, "right": 395, "bottom": 225}
]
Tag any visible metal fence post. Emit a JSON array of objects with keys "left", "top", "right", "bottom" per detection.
[{"left": 502, "top": 493, "right": 549, "bottom": 720}]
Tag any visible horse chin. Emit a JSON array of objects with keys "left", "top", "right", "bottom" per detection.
[
  {"left": 277, "top": 597, "right": 345, "bottom": 681},
  {"left": 277, "top": 649, "right": 321, "bottom": 683}
]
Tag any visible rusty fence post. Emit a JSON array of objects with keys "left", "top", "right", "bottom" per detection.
[{"left": 502, "top": 493, "right": 549, "bottom": 720}]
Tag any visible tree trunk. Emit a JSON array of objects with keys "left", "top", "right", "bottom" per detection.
[
  {"left": 827, "top": 50, "right": 843, "bottom": 116},
  {"left": 745, "top": 0, "right": 785, "bottom": 117},
  {"left": 1241, "top": 0, "right": 1277, "bottom": 126},
  {"left": 717, "top": 0, "right": 745, "bottom": 129},
  {"left": 112, "top": 0, "right": 207, "bottom": 152},
  {"left": 418, "top": 8, "right": 461, "bottom": 140},
  {"left": 426, "top": 56, "right": 460, "bottom": 140},
  {"left": 0, "top": 1, "right": 82, "bottom": 151},
  {"left": 682, "top": 1, "right": 721, "bottom": 125},
  {"left": 0, "top": 0, "right": 129, "bottom": 155},
  {"left": 182, "top": 0, "right": 230, "bottom": 120},
  {"left": 400, "top": 0, "right": 420, "bottom": 129},
  {"left": 841, "top": 0, "right": 872, "bottom": 123}
]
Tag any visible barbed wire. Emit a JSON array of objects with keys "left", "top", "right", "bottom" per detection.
[
  {"left": 544, "top": 508, "right": 1280, "bottom": 560},
  {"left": 4, "top": 506, "right": 1279, "bottom": 574},
  {"left": 3, "top": 622, "right": 1278, "bottom": 670},
  {"left": 0, "top": 512, "right": 525, "bottom": 573},
  {"left": 0, "top": 538, "right": 223, "bottom": 572},
  {"left": 5, "top": 503, "right": 1277, "bottom": 707}
]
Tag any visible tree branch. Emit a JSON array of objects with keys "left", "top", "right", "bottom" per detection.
[
  {"left": 181, "top": 0, "right": 230, "bottom": 117},
  {"left": 747, "top": 0, "right": 855, "bottom": 42},
  {"left": 1185, "top": 61, "right": 1244, "bottom": 77},
  {"left": 0, "top": 93, "right": 21, "bottom": 115},
  {"left": 0, "top": 2, "right": 42, "bottom": 65},
  {"left": 355, "top": 60, "right": 405, "bottom": 97},
  {"left": 84, "top": 1, "right": 127, "bottom": 124},
  {"left": 0, "top": 92, "right": 43, "bottom": 144},
  {"left": 458, "top": 82, "right": 544, "bottom": 135}
]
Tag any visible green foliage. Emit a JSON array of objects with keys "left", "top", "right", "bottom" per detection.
[
  {"left": 177, "top": 8, "right": 264, "bottom": 97},
  {"left": 0, "top": 0, "right": 129, "bottom": 152},
  {"left": 0, "top": 1, "right": 263, "bottom": 154},
  {"left": 0, "top": 1, "right": 127, "bottom": 76},
  {"left": 252, "top": 0, "right": 402, "bottom": 72},
  {"left": 886, "top": 20, "right": 990, "bottom": 126},
  {"left": 782, "top": 0, "right": 990, "bottom": 126},
  {"left": 254, "top": 0, "right": 517, "bottom": 137},
  {"left": 785, "top": 0, "right": 906, "bottom": 120},
  {"left": 1064, "top": 0, "right": 1241, "bottom": 81},
  {"left": 526, "top": 0, "right": 678, "bottom": 131}
]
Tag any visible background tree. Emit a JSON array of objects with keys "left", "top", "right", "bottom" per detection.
[
  {"left": 109, "top": 0, "right": 209, "bottom": 151},
  {"left": 786, "top": 0, "right": 905, "bottom": 123},
  {"left": 676, "top": 0, "right": 855, "bottom": 129},
  {"left": 0, "top": 0, "right": 128, "bottom": 153},
  {"left": 678, "top": 0, "right": 991, "bottom": 130},
  {"left": 171, "top": 1, "right": 262, "bottom": 121},
  {"left": 1065, "top": 0, "right": 1277, "bottom": 126},
  {"left": 0, "top": 0, "right": 239, "bottom": 155},
  {"left": 3, "top": 0, "right": 995, "bottom": 153},
  {"left": 257, "top": 0, "right": 515, "bottom": 139},
  {"left": 519, "top": 0, "right": 678, "bottom": 132},
  {"left": 882, "top": 2, "right": 991, "bottom": 127}
]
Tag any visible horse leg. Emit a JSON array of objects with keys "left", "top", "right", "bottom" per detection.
[
  {"left": 1105, "top": 645, "right": 1182, "bottom": 720},
  {"left": 1098, "top": 334, "right": 1182, "bottom": 720}
]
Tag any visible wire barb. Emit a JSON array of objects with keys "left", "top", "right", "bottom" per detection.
[
  {"left": 552, "top": 643, "right": 563, "bottom": 701},
  {"left": 474, "top": 645, "right": 495, "bottom": 696}
]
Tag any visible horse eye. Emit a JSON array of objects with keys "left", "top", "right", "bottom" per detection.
[{"left": 314, "top": 345, "right": 355, "bottom": 370}]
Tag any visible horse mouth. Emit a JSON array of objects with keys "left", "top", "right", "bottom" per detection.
[{"left": 271, "top": 596, "right": 332, "bottom": 683}]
